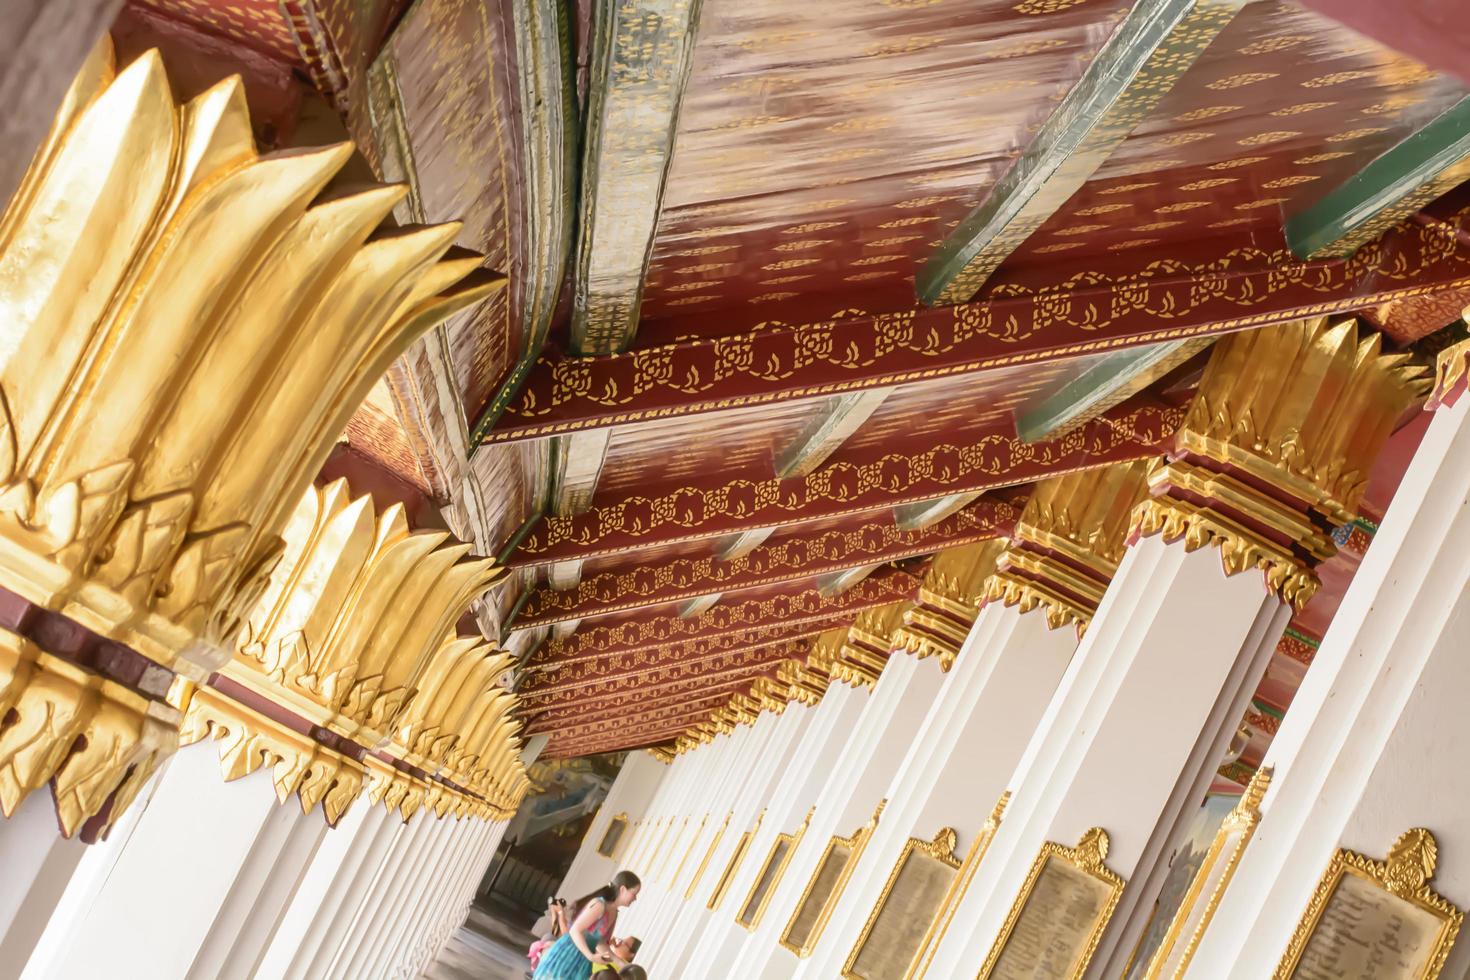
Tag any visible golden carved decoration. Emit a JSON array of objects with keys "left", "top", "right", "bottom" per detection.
[
  {"left": 1274, "top": 828, "right": 1463, "bottom": 979},
  {"left": 911, "top": 791, "right": 1009, "bottom": 978},
  {"left": 1429, "top": 324, "right": 1470, "bottom": 410},
  {"left": 781, "top": 799, "right": 887, "bottom": 957},
  {"left": 832, "top": 602, "right": 912, "bottom": 688},
  {"left": 0, "top": 39, "right": 502, "bottom": 836},
  {"left": 843, "top": 826, "right": 962, "bottom": 979},
  {"left": 988, "top": 462, "right": 1151, "bottom": 634},
  {"left": 979, "top": 827, "right": 1125, "bottom": 979},
  {"left": 1133, "top": 317, "right": 1430, "bottom": 609},
  {"left": 740, "top": 805, "right": 816, "bottom": 931},
  {"left": 177, "top": 481, "right": 521, "bottom": 823},
  {"left": 1145, "top": 766, "right": 1271, "bottom": 979},
  {"left": 894, "top": 540, "right": 1006, "bottom": 669}
]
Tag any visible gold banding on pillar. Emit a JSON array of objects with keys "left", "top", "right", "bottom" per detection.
[
  {"left": 893, "top": 540, "right": 1006, "bottom": 670},
  {"left": 1132, "top": 316, "right": 1431, "bottom": 609},
  {"left": 830, "top": 601, "right": 913, "bottom": 688},
  {"left": 986, "top": 461, "right": 1152, "bottom": 636},
  {"left": 0, "top": 38, "right": 505, "bottom": 837}
]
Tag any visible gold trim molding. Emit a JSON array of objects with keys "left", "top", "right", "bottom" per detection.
[
  {"left": 987, "top": 462, "right": 1150, "bottom": 635},
  {"left": 1273, "top": 828, "right": 1463, "bottom": 980},
  {"left": 1145, "top": 766, "right": 1271, "bottom": 980},
  {"left": 843, "top": 827, "right": 962, "bottom": 980},
  {"left": 979, "top": 827, "right": 1125, "bottom": 979}
]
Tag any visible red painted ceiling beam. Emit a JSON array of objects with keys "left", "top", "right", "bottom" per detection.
[
  {"left": 517, "top": 497, "right": 1018, "bottom": 627},
  {"left": 548, "top": 718, "right": 716, "bottom": 758},
  {"left": 538, "top": 694, "right": 733, "bottom": 744},
  {"left": 480, "top": 212, "right": 1470, "bottom": 446},
  {"left": 521, "top": 634, "right": 813, "bottom": 700},
  {"left": 516, "top": 563, "right": 918, "bottom": 652},
  {"left": 521, "top": 666, "right": 775, "bottom": 731},
  {"left": 511, "top": 398, "right": 1180, "bottom": 569}
]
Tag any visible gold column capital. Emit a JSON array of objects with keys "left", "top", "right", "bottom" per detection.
[
  {"left": 831, "top": 601, "right": 911, "bottom": 688},
  {"left": 893, "top": 539, "right": 1006, "bottom": 668},
  {"left": 987, "top": 461, "right": 1152, "bottom": 635},
  {"left": 0, "top": 39, "right": 506, "bottom": 836},
  {"left": 1132, "top": 317, "right": 1429, "bottom": 608}
]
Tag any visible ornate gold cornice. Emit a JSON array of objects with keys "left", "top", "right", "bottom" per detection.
[
  {"left": 175, "top": 481, "right": 522, "bottom": 823},
  {"left": 0, "top": 40, "right": 502, "bottom": 837},
  {"left": 1131, "top": 317, "right": 1429, "bottom": 609},
  {"left": 1429, "top": 329, "right": 1470, "bottom": 410},
  {"left": 988, "top": 461, "right": 1152, "bottom": 634},
  {"left": 831, "top": 601, "right": 912, "bottom": 688},
  {"left": 893, "top": 540, "right": 1006, "bottom": 668}
]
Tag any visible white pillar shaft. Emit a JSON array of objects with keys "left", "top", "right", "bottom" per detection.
[
  {"left": 730, "top": 652, "right": 948, "bottom": 979},
  {"left": 684, "top": 682, "right": 869, "bottom": 978},
  {"left": 794, "top": 604, "right": 1078, "bottom": 978},
  {"left": 924, "top": 536, "right": 1289, "bottom": 979},
  {"left": 377, "top": 817, "right": 464, "bottom": 978},
  {"left": 643, "top": 714, "right": 782, "bottom": 941},
  {"left": 333, "top": 812, "right": 440, "bottom": 979},
  {"left": 411, "top": 820, "right": 488, "bottom": 975},
  {"left": 650, "top": 704, "right": 814, "bottom": 975},
  {"left": 33, "top": 744, "right": 318, "bottom": 980},
  {"left": 0, "top": 793, "right": 88, "bottom": 980},
  {"left": 1186, "top": 397, "right": 1470, "bottom": 977},
  {"left": 274, "top": 803, "right": 399, "bottom": 980}
]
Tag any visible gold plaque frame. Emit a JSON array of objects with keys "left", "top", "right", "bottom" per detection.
[
  {"left": 780, "top": 799, "right": 885, "bottom": 958},
  {"left": 1273, "top": 828, "right": 1464, "bottom": 980},
  {"left": 978, "top": 827, "right": 1126, "bottom": 980},
  {"left": 668, "top": 814, "right": 708, "bottom": 887},
  {"left": 596, "top": 812, "right": 631, "bottom": 859},
  {"left": 843, "top": 827, "right": 962, "bottom": 980},
  {"left": 1145, "top": 767, "right": 1271, "bottom": 980},
  {"left": 709, "top": 822, "right": 758, "bottom": 910},
  {"left": 739, "top": 807, "right": 814, "bottom": 931},
  {"left": 685, "top": 812, "right": 731, "bottom": 899},
  {"left": 910, "top": 792, "right": 1009, "bottom": 979}
]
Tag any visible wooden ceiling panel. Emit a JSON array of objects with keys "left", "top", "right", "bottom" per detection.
[
  {"left": 594, "top": 395, "right": 828, "bottom": 501},
  {"left": 1006, "top": 2, "right": 1469, "bottom": 268},
  {"left": 636, "top": 0, "right": 1133, "bottom": 330}
]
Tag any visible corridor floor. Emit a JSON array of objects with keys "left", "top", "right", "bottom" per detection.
[{"left": 425, "top": 905, "right": 535, "bottom": 980}]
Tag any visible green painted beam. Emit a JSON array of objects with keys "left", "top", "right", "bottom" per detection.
[
  {"left": 571, "top": 0, "right": 705, "bottom": 355},
  {"left": 1015, "top": 337, "right": 1211, "bottom": 443},
  {"left": 1286, "top": 94, "right": 1470, "bottom": 260},
  {"left": 916, "top": 0, "right": 1248, "bottom": 307}
]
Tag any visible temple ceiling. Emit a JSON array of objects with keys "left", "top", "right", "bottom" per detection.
[{"left": 99, "top": 0, "right": 1470, "bottom": 762}]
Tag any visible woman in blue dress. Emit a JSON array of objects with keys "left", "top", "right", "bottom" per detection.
[{"left": 533, "top": 871, "right": 642, "bottom": 980}]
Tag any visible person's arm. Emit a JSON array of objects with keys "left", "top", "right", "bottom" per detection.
[{"left": 566, "top": 900, "right": 612, "bottom": 964}]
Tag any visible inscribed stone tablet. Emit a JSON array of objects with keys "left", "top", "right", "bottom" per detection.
[
  {"left": 597, "top": 818, "right": 626, "bottom": 858},
  {"left": 741, "top": 837, "right": 792, "bottom": 926},
  {"left": 990, "top": 857, "right": 1112, "bottom": 980},
  {"left": 851, "top": 848, "right": 958, "bottom": 979},
  {"left": 785, "top": 841, "right": 854, "bottom": 951},
  {"left": 1290, "top": 870, "right": 1443, "bottom": 980}
]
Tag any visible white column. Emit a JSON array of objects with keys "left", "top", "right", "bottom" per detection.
[
  {"left": 683, "top": 680, "right": 870, "bottom": 977},
  {"left": 405, "top": 818, "right": 489, "bottom": 977},
  {"left": 30, "top": 742, "right": 332, "bottom": 980},
  {"left": 650, "top": 702, "right": 815, "bottom": 975},
  {"left": 330, "top": 809, "right": 440, "bottom": 979},
  {"left": 1, "top": 758, "right": 169, "bottom": 980},
  {"left": 729, "top": 651, "right": 948, "bottom": 979},
  {"left": 1185, "top": 392, "right": 1470, "bottom": 977},
  {"left": 922, "top": 535, "right": 1290, "bottom": 978},
  {"left": 793, "top": 603, "right": 1079, "bottom": 978},
  {"left": 375, "top": 814, "right": 464, "bottom": 978},
  {"left": 633, "top": 722, "right": 763, "bottom": 936},
  {"left": 642, "top": 713, "right": 781, "bottom": 942},
  {"left": 617, "top": 730, "right": 732, "bottom": 935},
  {"left": 535, "top": 752, "right": 667, "bottom": 934},
  {"left": 258, "top": 802, "right": 398, "bottom": 980}
]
